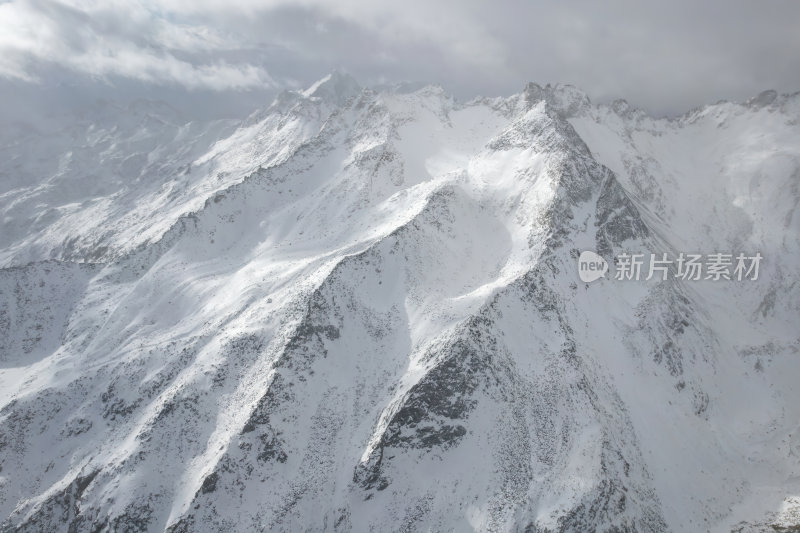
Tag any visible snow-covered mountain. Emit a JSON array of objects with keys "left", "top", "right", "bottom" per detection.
[{"left": 1, "top": 73, "right": 798, "bottom": 532}]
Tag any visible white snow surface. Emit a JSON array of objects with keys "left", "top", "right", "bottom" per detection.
[{"left": 0, "top": 76, "right": 798, "bottom": 532}]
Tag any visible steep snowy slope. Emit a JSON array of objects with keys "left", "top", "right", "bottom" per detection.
[
  {"left": 1, "top": 75, "right": 798, "bottom": 532},
  {"left": 566, "top": 91, "right": 800, "bottom": 532}
]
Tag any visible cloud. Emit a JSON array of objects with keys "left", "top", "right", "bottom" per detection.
[
  {"left": 0, "top": 0, "right": 274, "bottom": 90},
  {"left": 1, "top": 0, "right": 799, "bottom": 115}
]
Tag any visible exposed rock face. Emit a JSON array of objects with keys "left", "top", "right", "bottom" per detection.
[{"left": 1, "top": 77, "right": 799, "bottom": 532}]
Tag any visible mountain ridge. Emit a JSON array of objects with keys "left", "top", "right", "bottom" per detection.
[{"left": 1, "top": 75, "right": 798, "bottom": 532}]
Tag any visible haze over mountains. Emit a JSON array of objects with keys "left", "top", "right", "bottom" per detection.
[{"left": 1, "top": 73, "right": 799, "bottom": 532}]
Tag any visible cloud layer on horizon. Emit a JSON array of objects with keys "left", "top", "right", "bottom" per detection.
[{"left": 1, "top": 0, "right": 799, "bottom": 117}]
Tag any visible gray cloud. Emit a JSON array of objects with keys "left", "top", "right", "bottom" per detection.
[{"left": 1, "top": 0, "right": 799, "bottom": 118}]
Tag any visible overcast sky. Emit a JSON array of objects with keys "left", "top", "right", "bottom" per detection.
[{"left": 1, "top": 0, "right": 799, "bottom": 119}]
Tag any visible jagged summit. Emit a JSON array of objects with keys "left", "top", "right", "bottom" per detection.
[
  {"left": 0, "top": 78, "right": 799, "bottom": 532},
  {"left": 522, "top": 82, "right": 592, "bottom": 117},
  {"left": 302, "top": 70, "right": 362, "bottom": 105}
]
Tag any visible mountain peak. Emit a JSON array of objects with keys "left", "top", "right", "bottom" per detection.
[
  {"left": 745, "top": 89, "right": 778, "bottom": 108},
  {"left": 523, "top": 82, "right": 591, "bottom": 117},
  {"left": 302, "top": 71, "right": 362, "bottom": 105}
]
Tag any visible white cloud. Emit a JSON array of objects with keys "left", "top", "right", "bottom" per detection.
[
  {"left": 0, "top": 0, "right": 798, "bottom": 114},
  {"left": 0, "top": 0, "right": 274, "bottom": 90}
]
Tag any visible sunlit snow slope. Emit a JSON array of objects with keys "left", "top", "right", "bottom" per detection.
[{"left": 1, "top": 74, "right": 799, "bottom": 532}]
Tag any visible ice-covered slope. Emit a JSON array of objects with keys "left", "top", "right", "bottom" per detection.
[{"left": 0, "top": 75, "right": 798, "bottom": 532}]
